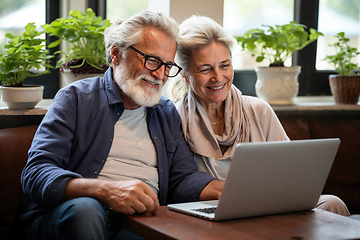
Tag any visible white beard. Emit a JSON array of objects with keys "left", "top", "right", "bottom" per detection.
[{"left": 113, "top": 64, "right": 163, "bottom": 107}]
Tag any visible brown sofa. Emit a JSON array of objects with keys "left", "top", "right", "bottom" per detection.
[{"left": 0, "top": 125, "right": 38, "bottom": 239}]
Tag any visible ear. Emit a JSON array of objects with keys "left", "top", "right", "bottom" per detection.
[
  {"left": 181, "top": 72, "right": 190, "bottom": 85},
  {"left": 111, "top": 45, "right": 121, "bottom": 66}
]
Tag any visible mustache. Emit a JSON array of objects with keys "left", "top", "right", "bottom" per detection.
[{"left": 139, "top": 74, "right": 163, "bottom": 86}]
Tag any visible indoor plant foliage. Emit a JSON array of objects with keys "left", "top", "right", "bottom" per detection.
[
  {"left": 324, "top": 32, "right": 360, "bottom": 76},
  {"left": 42, "top": 8, "right": 111, "bottom": 76},
  {"left": 324, "top": 32, "right": 360, "bottom": 104},
  {"left": 235, "top": 21, "right": 323, "bottom": 105},
  {"left": 236, "top": 21, "right": 323, "bottom": 67},
  {"left": 0, "top": 22, "right": 53, "bottom": 87},
  {"left": 0, "top": 22, "right": 53, "bottom": 109}
]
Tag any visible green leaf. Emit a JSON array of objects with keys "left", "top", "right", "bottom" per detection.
[
  {"left": 70, "top": 9, "right": 82, "bottom": 19},
  {"left": 0, "top": 21, "right": 53, "bottom": 86},
  {"left": 323, "top": 32, "right": 360, "bottom": 75},
  {"left": 55, "top": 58, "right": 66, "bottom": 68},
  {"left": 48, "top": 38, "right": 62, "bottom": 48},
  {"left": 293, "top": 30, "right": 308, "bottom": 44},
  {"left": 25, "top": 22, "right": 36, "bottom": 32},
  {"left": 256, "top": 56, "right": 264, "bottom": 62},
  {"left": 39, "top": 8, "right": 111, "bottom": 71},
  {"left": 53, "top": 50, "right": 65, "bottom": 55},
  {"left": 235, "top": 21, "right": 323, "bottom": 66},
  {"left": 5, "top": 33, "right": 16, "bottom": 39}
]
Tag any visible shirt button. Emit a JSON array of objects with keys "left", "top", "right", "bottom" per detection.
[
  {"left": 154, "top": 137, "right": 157, "bottom": 140},
  {"left": 94, "top": 171, "right": 98, "bottom": 175},
  {"left": 110, "top": 139, "right": 113, "bottom": 142},
  {"left": 116, "top": 112, "right": 120, "bottom": 116}
]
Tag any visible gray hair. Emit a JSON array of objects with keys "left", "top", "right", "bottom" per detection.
[
  {"left": 169, "top": 15, "right": 235, "bottom": 101},
  {"left": 104, "top": 10, "right": 179, "bottom": 65}
]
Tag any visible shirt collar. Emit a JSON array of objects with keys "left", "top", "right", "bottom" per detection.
[{"left": 104, "top": 67, "right": 124, "bottom": 106}]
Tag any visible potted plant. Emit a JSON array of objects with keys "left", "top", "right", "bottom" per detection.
[
  {"left": 236, "top": 21, "right": 323, "bottom": 104},
  {"left": 324, "top": 32, "right": 360, "bottom": 104},
  {"left": 0, "top": 22, "right": 53, "bottom": 109},
  {"left": 42, "top": 8, "right": 111, "bottom": 85}
]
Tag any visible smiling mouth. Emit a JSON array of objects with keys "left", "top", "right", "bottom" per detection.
[
  {"left": 208, "top": 84, "right": 225, "bottom": 90},
  {"left": 143, "top": 78, "right": 159, "bottom": 86}
]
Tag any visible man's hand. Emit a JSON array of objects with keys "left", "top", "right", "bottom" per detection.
[
  {"left": 65, "top": 178, "right": 159, "bottom": 215},
  {"left": 199, "top": 179, "right": 225, "bottom": 201},
  {"left": 102, "top": 180, "right": 159, "bottom": 215}
]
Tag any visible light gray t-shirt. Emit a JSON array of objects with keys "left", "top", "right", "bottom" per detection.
[{"left": 98, "top": 106, "right": 159, "bottom": 194}]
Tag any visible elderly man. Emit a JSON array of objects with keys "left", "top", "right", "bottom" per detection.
[{"left": 21, "top": 11, "right": 223, "bottom": 240}]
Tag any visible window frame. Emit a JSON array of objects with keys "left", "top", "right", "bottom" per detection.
[
  {"left": 93, "top": 0, "right": 333, "bottom": 96},
  {"left": 234, "top": 0, "right": 334, "bottom": 96},
  {"left": 293, "top": 0, "right": 334, "bottom": 96},
  {"left": 22, "top": 0, "right": 60, "bottom": 98},
  {"left": 89, "top": 0, "right": 107, "bottom": 18},
  {"left": 31, "top": 0, "right": 105, "bottom": 98}
]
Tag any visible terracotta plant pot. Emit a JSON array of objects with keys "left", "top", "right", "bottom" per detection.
[{"left": 329, "top": 74, "right": 360, "bottom": 104}]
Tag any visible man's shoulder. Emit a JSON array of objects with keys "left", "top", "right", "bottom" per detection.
[
  {"left": 59, "top": 68, "right": 114, "bottom": 96},
  {"left": 60, "top": 76, "right": 104, "bottom": 95},
  {"left": 150, "top": 96, "right": 179, "bottom": 119},
  {"left": 159, "top": 96, "right": 176, "bottom": 107},
  {"left": 52, "top": 76, "right": 110, "bottom": 111}
]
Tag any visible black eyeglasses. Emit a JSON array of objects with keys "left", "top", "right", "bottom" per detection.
[{"left": 129, "top": 46, "right": 182, "bottom": 77}]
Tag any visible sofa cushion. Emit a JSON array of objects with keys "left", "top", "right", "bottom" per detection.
[{"left": 0, "top": 125, "right": 38, "bottom": 238}]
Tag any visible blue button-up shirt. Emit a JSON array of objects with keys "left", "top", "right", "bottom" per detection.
[{"left": 20, "top": 67, "right": 214, "bottom": 225}]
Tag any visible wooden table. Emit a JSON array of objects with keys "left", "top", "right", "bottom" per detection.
[{"left": 110, "top": 206, "right": 360, "bottom": 240}]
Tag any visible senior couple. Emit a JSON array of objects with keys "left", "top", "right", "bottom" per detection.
[{"left": 21, "top": 10, "right": 350, "bottom": 240}]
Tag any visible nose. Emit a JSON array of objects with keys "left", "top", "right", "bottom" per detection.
[
  {"left": 211, "top": 67, "right": 222, "bottom": 82},
  {"left": 150, "top": 65, "right": 167, "bottom": 82}
]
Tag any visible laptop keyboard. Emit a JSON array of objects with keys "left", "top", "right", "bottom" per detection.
[{"left": 192, "top": 207, "right": 217, "bottom": 214}]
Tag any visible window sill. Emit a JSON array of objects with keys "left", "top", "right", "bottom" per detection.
[
  {"left": 0, "top": 99, "right": 52, "bottom": 116},
  {"left": 0, "top": 96, "right": 359, "bottom": 117},
  {"left": 271, "top": 96, "right": 360, "bottom": 118}
]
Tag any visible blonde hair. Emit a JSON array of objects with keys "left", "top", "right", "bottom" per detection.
[
  {"left": 104, "top": 10, "right": 179, "bottom": 65},
  {"left": 168, "top": 15, "right": 235, "bottom": 102}
]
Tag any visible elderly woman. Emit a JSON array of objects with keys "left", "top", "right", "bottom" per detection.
[{"left": 168, "top": 15, "right": 350, "bottom": 216}]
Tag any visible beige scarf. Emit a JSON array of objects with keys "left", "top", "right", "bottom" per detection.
[{"left": 177, "top": 85, "right": 252, "bottom": 160}]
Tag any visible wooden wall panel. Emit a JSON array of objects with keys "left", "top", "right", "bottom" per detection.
[{"left": 280, "top": 118, "right": 360, "bottom": 214}]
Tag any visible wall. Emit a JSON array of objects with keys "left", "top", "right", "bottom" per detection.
[
  {"left": 149, "top": 0, "right": 223, "bottom": 25},
  {"left": 279, "top": 115, "right": 360, "bottom": 214}
]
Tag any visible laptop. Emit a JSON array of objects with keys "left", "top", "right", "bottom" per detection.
[{"left": 167, "top": 138, "right": 340, "bottom": 221}]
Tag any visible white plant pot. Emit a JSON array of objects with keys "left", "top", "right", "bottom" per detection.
[
  {"left": 255, "top": 66, "right": 301, "bottom": 105},
  {"left": 62, "top": 70, "right": 104, "bottom": 87},
  {"left": 0, "top": 85, "right": 44, "bottom": 109}
]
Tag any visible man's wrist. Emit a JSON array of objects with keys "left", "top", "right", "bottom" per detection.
[{"left": 199, "top": 179, "right": 225, "bottom": 201}]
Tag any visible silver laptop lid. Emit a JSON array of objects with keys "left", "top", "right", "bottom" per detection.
[{"left": 214, "top": 138, "right": 340, "bottom": 221}]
